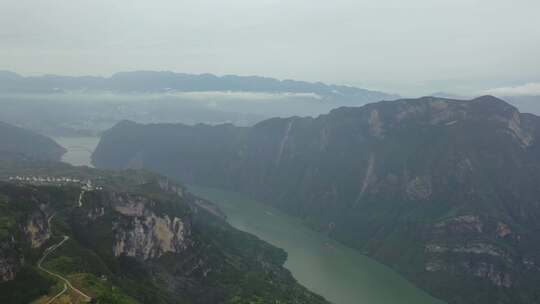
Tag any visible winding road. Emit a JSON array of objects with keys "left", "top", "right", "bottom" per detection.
[
  {"left": 38, "top": 215, "right": 92, "bottom": 303},
  {"left": 78, "top": 190, "right": 85, "bottom": 207}
]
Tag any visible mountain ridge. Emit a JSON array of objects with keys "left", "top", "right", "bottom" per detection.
[
  {"left": 93, "top": 95, "right": 540, "bottom": 304},
  {"left": 0, "top": 70, "right": 398, "bottom": 104},
  {"left": 0, "top": 121, "right": 66, "bottom": 161}
]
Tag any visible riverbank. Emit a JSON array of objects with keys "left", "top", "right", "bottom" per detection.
[{"left": 189, "top": 185, "right": 444, "bottom": 304}]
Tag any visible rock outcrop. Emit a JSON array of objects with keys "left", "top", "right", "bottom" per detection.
[
  {"left": 113, "top": 212, "right": 189, "bottom": 260},
  {"left": 0, "top": 184, "right": 52, "bottom": 283},
  {"left": 23, "top": 211, "right": 50, "bottom": 249}
]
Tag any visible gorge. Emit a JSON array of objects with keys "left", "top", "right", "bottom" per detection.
[{"left": 92, "top": 96, "right": 540, "bottom": 304}]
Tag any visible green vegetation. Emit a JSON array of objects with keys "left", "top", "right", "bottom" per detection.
[
  {"left": 0, "top": 162, "right": 329, "bottom": 304},
  {"left": 0, "top": 267, "right": 53, "bottom": 303},
  {"left": 0, "top": 201, "right": 16, "bottom": 240}
]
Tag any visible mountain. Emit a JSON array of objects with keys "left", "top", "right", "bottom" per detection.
[
  {"left": 0, "top": 121, "right": 66, "bottom": 161},
  {"left": 0, "top": 70, "right": 397, "bottom": 104},
  {"left": 93, "top": 96, "right": 540, "bottom": 304},
  {"left": 0, "top": 161, "right": 328, "bottom": 304},
  {"left": 502, "top": 95, "right": 540, "bottom": 116},
  {"left": 430, "top": 93, "right": 540, "bottom": 118}
]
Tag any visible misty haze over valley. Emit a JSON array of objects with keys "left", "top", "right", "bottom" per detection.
[
  {"left": 1, "top": 1, "right": 540, "bottom": 304},
  {"left": 1, "top": 70, "right": 539, "bottom": 139}
]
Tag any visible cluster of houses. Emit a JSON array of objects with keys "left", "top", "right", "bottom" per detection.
[{"left": 8, "top": 176, "right": 103, "bottom": 191}]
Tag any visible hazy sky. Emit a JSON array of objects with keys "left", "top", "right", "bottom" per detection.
[{"left": 1, "top": 0, "right": 539, "bottom": 96}]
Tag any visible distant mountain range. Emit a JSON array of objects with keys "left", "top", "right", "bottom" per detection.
[
  {"left": 93, "top": 96, "right": 540, "bottom": 304},
  {"left": 0, "top": 70, "right": 398, "bottom": 104}
]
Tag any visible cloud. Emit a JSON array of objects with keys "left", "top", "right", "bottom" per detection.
[
  {"left": 1, "top": 0, "right": 540, "bottom": 96},
  {"left": 166, "top": 91, "right": 322, "bottom": 101},
  {"left": 483, "top": 83, "right": 540, "bottom": 96}
]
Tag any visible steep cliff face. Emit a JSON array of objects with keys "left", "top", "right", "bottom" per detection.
[
  {"left": 73, "top": 189, "right": 193, "bottom": 262},
  {"left": 23, "top": 210, "right": 51, "bottom": 249},
  {"left": 113, "top": 214, "right": 188, "bottom": 260},
  {"left": 93, "top": 96, "right": 540, "bottom": 304},
  {"left": 110, "top": 194, "right": 190, "bottom": 260},
  {"left": 0, "top": 183, "right": 52, "bottom": 283}
]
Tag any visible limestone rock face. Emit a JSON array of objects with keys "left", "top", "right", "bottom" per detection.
[
  {"left": 113, "top": 214, "right": 188, "bottom": 260},
  {"left": 112, "top": 194, "right": 147, "bottom": 217},
  {"left": 368, "top": 110, "right": 384, "bottom": 138},
  {"left": 507, "top": 111, "right": 533, "bottom": 147},
  {"left": 23, "top": 211, "right": 50, "bottom": 248},
  {"left": 0, "top": 185, "right": 52, "bottom": 283},
  {"left": 111, "top": 194, "right": 190, "bottom": 261}
]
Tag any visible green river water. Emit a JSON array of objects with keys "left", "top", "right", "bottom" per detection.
[
  {"left": 56, "top": 137, "right": 444, "bottom": 304},
  {"left": 189, "top": 186, "right": 444, "bottom": 304},
  {"left": 54, "top": 136, "right": 101, "bottom": 167}
]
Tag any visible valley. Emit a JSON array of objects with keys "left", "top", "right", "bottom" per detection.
[
  {"left": 2, "top": 2, "right": 539, "bottom": 302},
  {"left": 91, "top": 96, "right": 540, "bottom": 304},
  {"left": 60, "top": 138, "right": 444, "bottom": 304}
]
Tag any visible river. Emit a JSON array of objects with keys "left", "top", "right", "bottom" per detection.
[
  {"left": 189, "top": 186, "right": 444, "bottom": 304},
  {"left": 57, "top": 137, "right": 444, "bottom": 304},
  {"left": 53, "top": 136, "right": 101, "bottom": 167}
]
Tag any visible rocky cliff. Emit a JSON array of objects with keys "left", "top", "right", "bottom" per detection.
[
  {"left": 0, "top": 183, "right": 52, "bottom": 284},
  {"left": 93, "top": 96, "right": 540, "bottom": 304},
  {"left": 0, "top": 163, "right": 328, "bottom": 304},
  {"left": 100, "top": 192, "right": 191, "bottom": 260}
]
